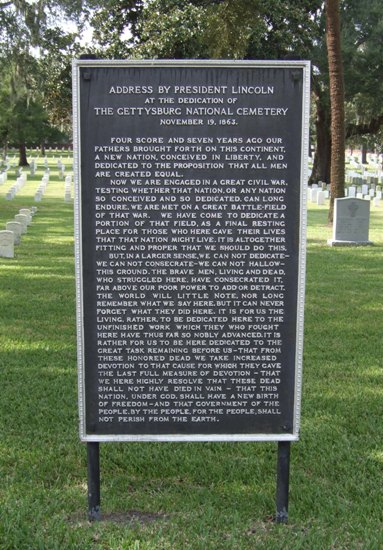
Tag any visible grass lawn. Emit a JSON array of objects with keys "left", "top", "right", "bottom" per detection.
[{"left": 0, "top": 153, "right": 382, "bottom": 549}]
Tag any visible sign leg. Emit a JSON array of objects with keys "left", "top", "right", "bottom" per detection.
[
  {"left": 87, "top": 442, "right": 101, "bottom": 521},
  {"left": 275, "top": 441, "right": 291, "bottom": 523}
]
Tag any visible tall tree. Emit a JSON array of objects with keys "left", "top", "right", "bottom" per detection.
[
  {"left": 0, "top": 0, "right": 86, "bottom": 163},
  {"left": 342, "top": 0, "right": 383, "bottom": 145},
  {"left": 326, "top": 0, "right": 345, "bottom": 223},
  {"left": 310, "top": 0, "right": 383, "bottom": 186}
]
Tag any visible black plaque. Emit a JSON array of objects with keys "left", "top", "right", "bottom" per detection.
[{"left": 73, "top": 60, "right": 310, "bottom": 441}]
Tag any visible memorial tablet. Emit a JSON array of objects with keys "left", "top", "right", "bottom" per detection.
[
  {"left": 73, "top": 60, "right": 310, "bottom": 442},
  {"left": 328, "top": 197, "right": 373, "bottom": 246}
]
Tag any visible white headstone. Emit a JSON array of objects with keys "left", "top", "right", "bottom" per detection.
[
  {"left": 6, "top": 221, "right": 22, "bottom": 245},
  {"left": 373, "top": 197, "right": 380, "bottom": 208},
  {"left": 14, "top": 214, "right": 28, "bottom": 234},
  {"left": 348, "top": 186, "right": 356, "bottom": 198},
  {"left": 311, "top": 188, "right": 318, "bottom": 203},
  {"left": 317, "top": 191, "right": 325, "bottom": 205},
  {"left": 19, "top": 209, "right": 32, "bottom": 225},
  {"left": 328, "top": 198, "right": 373, "bottom": 246},
  {"left": 0, "top": 230, "right": 14, "bottom": 258}
]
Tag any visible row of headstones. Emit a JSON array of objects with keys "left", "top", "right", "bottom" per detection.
[
  {"left": 308, "top": 183, "right": 329, "bottom": 205},
  {"left": 1, "top": 166, "right": 72, "bottom": 203},
  {"left": 309, "top": 183, "right": 381, "bottom": 207},
  {"left": 4, "top": 172, "right": 28, "bottom": 200},
  {"left": 0, "top": 160, "right": 36, "bottom": 179},
  {"left": 1, "top": 156, "right": 73, "bottom": 185},
  {"left": 38, "top": 162, "right": 73, "bottom": 201},
  {"left": 0, "top": 207, "right": 37, "bottom": 258},
  {"left": 346, "top": 174, "right": 382, "bottom": 186},
  {"left": 346, "top": 156, "right": 383, "bottom": 171},
  {"left": 345, "top": 185, "right": 382, "bottom": 207},
  {"left": 55, "top": 159, "right": 71, "bottom": 181},
  {"left": 35, "top": 171, "right": 50, "bottom": 202}
]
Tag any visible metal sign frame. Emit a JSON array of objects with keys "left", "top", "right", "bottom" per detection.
[{"left": 73, "top": 59, "right": 310, "bottom": 443}]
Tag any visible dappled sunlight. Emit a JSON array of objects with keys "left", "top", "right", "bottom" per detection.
[
  {"left": 0, "top": 263, "right": 74, "bottom": 276},
  {"left": 368, "top": 450, "right": 383, "bottom": 465},
  {"left": 0, "top": 335, "right": 75, "bottom": 353}
]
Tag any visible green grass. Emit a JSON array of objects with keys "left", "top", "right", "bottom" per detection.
[{"left": 1, "top": 153, "right": 383, "bottom": 549}]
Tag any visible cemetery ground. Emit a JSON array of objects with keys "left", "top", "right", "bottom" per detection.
[{"left": 0, "top": 152, "right": 382, "bottom": 550}]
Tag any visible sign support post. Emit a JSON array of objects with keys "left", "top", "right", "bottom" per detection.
[
  {"left": 86, "top": 441, "right": 292, "bottom": 523},
  {"left": 87, "top": 442, "right": 101, "bottom": 521},
  {"left": 275, "top": 441, "right": 291, "bottom": 523}
]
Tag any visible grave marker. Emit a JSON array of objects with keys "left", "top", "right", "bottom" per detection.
[
  {"left": 328, "top": 198, "right": 373, "bottom": 246},
  {"left": 6, "top": 221, "right": 22, "bottom": 245},
  {"left": 0, "top": 230, "right": 15, "bottom": 258},
  {"left": 311, "top": 187, "right": 318, "bottom": 203},
  {"left": 14, "top": 214, "right": 28, "bottom": 234},
  {"left": 317, "top": 191, "right": 325, "bottom": 205},
  {"left": 19, "top": 209, "right": 32, "bottom": 225}
]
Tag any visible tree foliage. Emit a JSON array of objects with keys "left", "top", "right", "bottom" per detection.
[
  {"left": 88, "top": 0, "right": 323, "bottom": 60},
  {"left": 342, "top": 0, "right": 383, "bottom": 142},
  {"left": 0, "top": 0, "right": 84, "bottom": 162},
  {"left": 88, "top": 0, "right": 145, "bottom": 58}
]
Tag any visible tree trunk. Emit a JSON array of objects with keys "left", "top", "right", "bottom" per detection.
[
  {"left": 326, "top": 0, "right": 345, "bottom": 223},
  {"left": 309, "top": 94, "right": 331, "bottom": 185},
  {"left": 18, "top": 142, "right": 29, "bottom": 167},
  {"left": 361, "top": 143, "right": 367, "bottom": 164},
  {"left": 2, "top": 144, "right": 8, "bottom": 161},
  {"left": 41, "top": 142, "right": 46, "bottom": 156}
]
